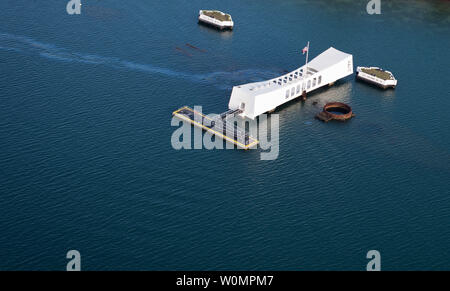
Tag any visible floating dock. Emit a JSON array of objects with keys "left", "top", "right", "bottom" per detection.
[
  {"left": 356, "top": 66, "right": 397, "bottom": 89},
  {"left": 172, "top": 106, "right": 259, "bottom": 149},
  {"left": 198, "top": 10, "right": 234, "bottom": 30}
]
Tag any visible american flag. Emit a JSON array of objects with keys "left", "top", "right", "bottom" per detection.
[{"left": 302, "top": 46, "right": 308, "bottom": 55}]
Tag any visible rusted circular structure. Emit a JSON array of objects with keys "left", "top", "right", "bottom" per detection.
[{"left": 316, "top": 102, "right": 355, "bottom": 122}]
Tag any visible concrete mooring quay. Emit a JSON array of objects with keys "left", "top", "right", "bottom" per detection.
[{"left": 173, "top": 106, "right": 259, "bottom": 149}]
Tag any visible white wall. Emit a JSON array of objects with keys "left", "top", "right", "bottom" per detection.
[{"left": 229, "top": 55, "right": 353, "bottom": 119}]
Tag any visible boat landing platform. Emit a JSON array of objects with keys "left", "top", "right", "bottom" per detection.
[{"left": 172, "top": 106, "right": 259, "bottom": 149}]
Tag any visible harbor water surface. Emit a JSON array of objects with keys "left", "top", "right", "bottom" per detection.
[{"left": 1, "top": 0, "right": 450, "bottom": 270}]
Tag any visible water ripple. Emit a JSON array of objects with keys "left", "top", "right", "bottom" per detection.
[{"left": 0, "top": 32, "right": 278, "bottom": 90}]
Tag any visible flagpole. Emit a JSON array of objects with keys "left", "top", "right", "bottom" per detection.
[{"left": 305, "top": 41, "right": 310, "bottom": 78}]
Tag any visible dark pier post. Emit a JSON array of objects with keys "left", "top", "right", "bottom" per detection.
[{"left": 301, "top": 91, "right": 307, "bottom": 101}]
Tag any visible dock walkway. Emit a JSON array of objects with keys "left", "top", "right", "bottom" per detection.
[{"left": 173, "top": 106, "right": 259, "bottom": 149}]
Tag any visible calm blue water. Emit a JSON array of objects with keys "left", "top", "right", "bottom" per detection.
[{"left": 1, "top": 0, "right": 449, "bottom": 270}]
